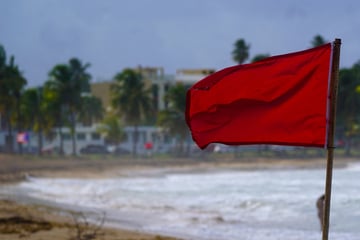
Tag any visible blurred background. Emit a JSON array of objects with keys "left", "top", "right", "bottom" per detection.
[{"left": 0, "top": 0, "right": 359, "bottom": 158}]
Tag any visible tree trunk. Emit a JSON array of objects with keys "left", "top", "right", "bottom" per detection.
[
  {"left": 16, "top": 96, "right": 23, "bottom": 155},
  {"left": 132, "top": 125, "right": 138, "bottom": 157},
  {"left": 70, "top": 110, "right": 77, "bottom": 156},
  {"left": 37, "top": 125, "right": 43, "bottom": 156},
  {"left": 58, "top": 110, "right": 64, "bottom": 155},
  {"left": 5, "top": 113, "right": 14, "bottom": 153},
  {"left": 58, "top": 127, "right": 64, "bottom": 155}
]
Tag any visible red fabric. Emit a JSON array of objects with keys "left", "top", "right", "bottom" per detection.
[
  {"left": 145, "top": 142, "right": 153, "bottom": 150},
  {"left": 186, "top": 43, "right": 332, "bottom": 149}
]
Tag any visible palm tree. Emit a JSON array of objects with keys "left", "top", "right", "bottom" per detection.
[
  {"left": 311, "top": 35, "right": 327, "bottom": 47},
  {"left": 97, "top": 114, "right": 125, "bottom": 146},
  {"left": 157, "top": 83, "right": 189, "bottom": 156},
  {"left": 337, "top": 61, "right": 360, "bottom": 155},
  {"left": 232, "top": 38, "right": 250, "bottom": 64},
  {"left": 46, "top": 64, "right": 71, "bottom": 155},
  {"left": 21, "top": 87, "right": 45, "bottom": 155},
  {"left": 0, "top": 46, "right": 27, "bottom": 153},
  {"left": 8, "top": 57, "right": 27, "bottom": 154},
  {"left": 67, "top": 58, "right": 91, "bottom": 155},
  {"left": 42, "top": 79, "right": 66, "bottom": 154},
  {"left": 47, "top": 58, "right": 91, "bottom": 155},
  {"left": 111, "top": 68, "right": 152, "bottom": 156},
  {"left": 251, "top": 53, "right": 270, "bottom": 63},
  {"left": 0, "top": 45, "right": 7, "bottom": 115},
  {"left": 0, "top": 45, "right": 5, "bottom": 72},
  {"left": 78, "top": 95, "right": 104, "bottom": 126},
  {"left": 0, "top": 45, "right": 11, "bottom": 151}
]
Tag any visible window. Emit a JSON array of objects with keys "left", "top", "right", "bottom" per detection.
[
  {"left": 91, "top": 133, "right": 100, "bottom": 140},
  {"left": 164, "top": 134, "right": 171, "bottom": 144},
  {"left": 77, "top": 133, "right": 86, "bottom": 140},
  {"left": 62, "top": 133, "right": 71, "bottom": 140},
  {"left": 151, "top": 132, "right": 157, "bottom": 142}
]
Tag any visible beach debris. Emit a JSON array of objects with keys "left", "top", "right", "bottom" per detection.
[{"left": 69, "top": 211, "right": 106, "bottom": 240}]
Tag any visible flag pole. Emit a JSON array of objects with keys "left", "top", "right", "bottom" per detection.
[{"left": 322, "top": 38, "right": 341, "bottom": 240}]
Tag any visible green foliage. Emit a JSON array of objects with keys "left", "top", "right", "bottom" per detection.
[
  {"left": 97, "top": 114, "right": 125, "bottom": 145},
  {"left": 251, "top": 53, "right": 270, "bottom": 63},
  {"left": 311, "top": 34, "right": 327, "bottom": 47},
  {"left": 20, "top": 87, "right": 57, "bottom": 155},
  {"left": 42, "top": 81, "right": 63, "bottom": 128},
  {"left": 232, "top": 38, "right": 250, "bottom": 64},
  {"left": 48, "top": 58, "right": 91, "bottom": 113},
  {"left": 111, "top": 68, "right": 153, "bottom": 156},
  {"left": 0, "top": 44, "right": 27, "bottom": 153},
  {"left": 79, "top": 95, "right": 104, "bottom": 126},
  {"left": 337, "top": 62, "right": 360, "bottom": 126},
  {"left": 157, "top": 83, "right": 189, "bottom": 155},
  {"left": 21, "top": 88, "right": 40, "bottom": 129},
  {"left": 0, "top": 45, "right": 6, "bottom": 70},
  {"left": 337, "top": 61, "right": 360, "bottom": 155},
  {"left": 46, "top": 58, "right": 92, "bottom": 155},
  {"left": 111, "top": 69, "right": 152, "bottom": 125},
  {"left": 356, "top": 85, "right": 360, "bottom": 94}
]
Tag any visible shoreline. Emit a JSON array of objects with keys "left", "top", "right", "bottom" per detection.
[
  {"left": 0, "top": 153, "right": 358, "bottom": 239},
  {"left": 0, "top": 153, "right": 356, "bottom": 183}
]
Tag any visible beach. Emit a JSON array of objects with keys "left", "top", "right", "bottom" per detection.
[
  {"left": 0, "top": 198, "right": 179, "bottom": 240},
  {"left": 0, "top": 153, "right": 357, "bottom": 240},
  {"left": 0, "top": 154, "right": 191, "bottom": 240}
]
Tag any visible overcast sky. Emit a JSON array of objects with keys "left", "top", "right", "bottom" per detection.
[{"left": 1, "top": 0, "right": 359, "bottom": 86}]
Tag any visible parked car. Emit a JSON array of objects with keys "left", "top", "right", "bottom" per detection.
[
  {"left": 80, "top": 144, "right": 110, "bottom": 154},
  {"left": 113, "top": 146, "right": 131, "bottom": 155}
]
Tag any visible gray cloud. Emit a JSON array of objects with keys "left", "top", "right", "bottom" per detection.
[{"left": 1, "top": 0, "right": 360, "bottom": 86}]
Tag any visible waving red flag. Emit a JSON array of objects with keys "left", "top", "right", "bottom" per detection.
[{"left": 186, "top": 43, "right": 333, "bottom": 149}]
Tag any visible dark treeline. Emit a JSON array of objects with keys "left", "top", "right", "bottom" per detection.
[{"left": 0, "top": 35, "right": 359, "bottom": 157}]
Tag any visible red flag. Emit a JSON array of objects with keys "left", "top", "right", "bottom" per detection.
[{"left": 186, "top": 43, "right": 333, "bottom": 149}]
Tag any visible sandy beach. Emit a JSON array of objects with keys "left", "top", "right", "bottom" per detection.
[{"left": 0, "top": 153, "right": 357, "bottom": 240}]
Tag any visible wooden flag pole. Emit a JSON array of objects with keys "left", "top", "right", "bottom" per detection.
[{"left": 322, "top": 38, "right": 341, "bottom": 240}]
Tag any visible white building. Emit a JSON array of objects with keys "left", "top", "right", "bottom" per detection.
[
  {"left": 38, "top": 124, "right": 174, "bottom": 155},
  {"left": 175, "top": 68, "right": 215, "bottom": 86}
]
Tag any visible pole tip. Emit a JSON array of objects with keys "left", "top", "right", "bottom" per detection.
[{"left": 334, "top": 38, "right": 341, "bottom": 44}]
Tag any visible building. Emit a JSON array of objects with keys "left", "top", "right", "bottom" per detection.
[
  {"left": 91, "top": 81, "right": 112, "bottom": 112},
  {"left": 174, "top": 68, "right": 215, "bottom": 86},
  {"left": 136, "top": 66, "right": 173, "bottom": 111},
  {"left": 91, "top": 66, "right": 174, "bottom": 113},
  {"left": 39, "top": 124, "right": 174, "bottom": 155},
  {"left": 0, "top": 67, "right": 215, "bottom": 154},
  {"left": 90, "top": 67, "right": 216, "bottom": 113}
]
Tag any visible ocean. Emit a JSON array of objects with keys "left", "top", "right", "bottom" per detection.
[{"left": 2, "top": 162, "right": 360, "bottom": 240}]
